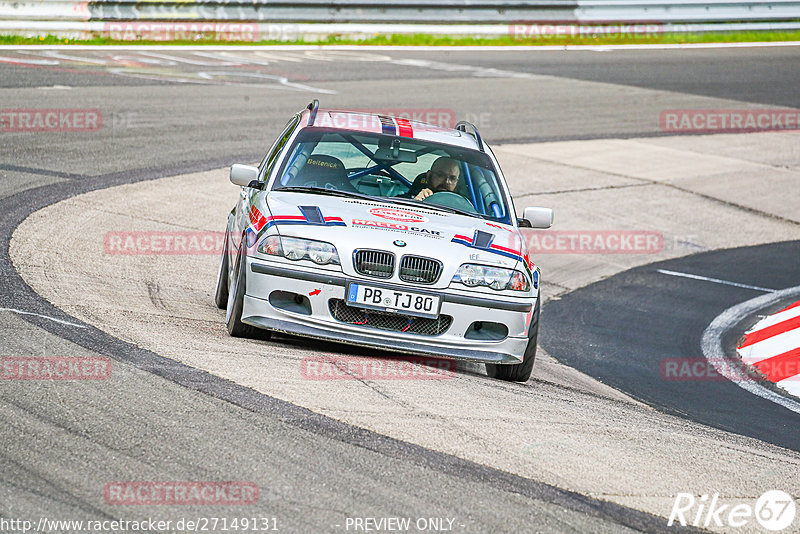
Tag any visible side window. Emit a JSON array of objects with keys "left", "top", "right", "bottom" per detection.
[
  {"left": 260, "top": 116, "right": 299, "bottom": 181},
  {"left": 312, "top": 141, "right": 370, "bottom": 168}
]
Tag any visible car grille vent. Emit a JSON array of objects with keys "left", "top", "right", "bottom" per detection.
[
  {"left": 399, "top": 255, "right": 442, "bottom": 284},
  {"left": 353, "top": 249, "right": 394, "bottom": 278},
  {"left": 328, "top": 299, "right": 452, "bottom": 336}
]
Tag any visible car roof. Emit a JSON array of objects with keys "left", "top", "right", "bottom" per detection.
[{"left": 298, "top": 108, "right": 483, "bottom": 151}]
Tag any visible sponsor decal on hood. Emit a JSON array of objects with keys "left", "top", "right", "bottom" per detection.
[
  {"left": 368, "top": 207, "right": 427, "bottom": 223},
  {"left": 351, "top": 219, "right": 443, "bottom": 239}
]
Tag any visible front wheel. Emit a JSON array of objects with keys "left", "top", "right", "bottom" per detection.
[
  {"left": 486, "top": 297, "right": 540, "bottom": 382},
  {"left": 225, "top": 241, "right": 266, "bottom": 339},
  {"left": 214, "top": 228, "right": 230, "bottom": 309}
]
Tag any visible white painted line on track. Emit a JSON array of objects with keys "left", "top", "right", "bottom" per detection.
[
  {"left": 657, "top": 269, "right": 777, "bottom": 293},
  {"left": 0, "top": 307, "right": 87, "bottom": 328},
  {"left": 701, "top": 286, "right": 800, "bottom": 415},
  {"left": 1, "top": 42, "right": 800, "bottom": 52}
]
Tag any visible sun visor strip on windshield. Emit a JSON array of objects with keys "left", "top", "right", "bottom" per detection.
[{"left": 451, "top": 232, "right": 523, "bottom": 264}]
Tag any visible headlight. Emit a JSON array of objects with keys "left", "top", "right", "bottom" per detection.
[
  {"left": 257, "top": 235, "right": 340, "bottom": 266},
  {"left": 452, "top": 264, "right": 530, "bottom": 292}
]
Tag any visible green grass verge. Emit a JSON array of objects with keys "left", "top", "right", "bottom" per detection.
[{"left": 1, "top": 30, "right": 800, "bottom": 47}]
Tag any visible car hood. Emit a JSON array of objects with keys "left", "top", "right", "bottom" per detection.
[{"left": 261, "top": 191, "right": 526, "bottom": 287}]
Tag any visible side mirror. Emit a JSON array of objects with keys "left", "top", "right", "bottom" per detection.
[
  {"left": 230, "top": 164, "right": 259, "bottom": 187},
  {"left": 522, "top": 207, "right": 553, "bottom": 229}
]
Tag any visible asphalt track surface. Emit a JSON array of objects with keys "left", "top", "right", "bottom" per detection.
[{"left": 1, "top": 45, "right": 799, "bottom": 532}]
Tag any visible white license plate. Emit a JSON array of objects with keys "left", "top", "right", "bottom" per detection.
[{"left": 346, "top": 283, "right": 440, "bottom": 319}]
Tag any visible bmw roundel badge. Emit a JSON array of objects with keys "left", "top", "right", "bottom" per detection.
[{"left": 393, "top": 240, "right": 407, "bottom": 247}]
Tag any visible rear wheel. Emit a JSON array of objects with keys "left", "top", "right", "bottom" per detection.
[
  {"left": 225, "top": 240, "right": 266, "bottom": 339},
  {"left": 486, "top": 297, "right": 540, "bottom": 382}
]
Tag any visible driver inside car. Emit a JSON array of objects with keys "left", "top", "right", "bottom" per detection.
[{"left": 403, "top": 157, "right": 461, "bottom": 201}]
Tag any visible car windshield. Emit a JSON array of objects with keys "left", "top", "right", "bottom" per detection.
[{"left": 271, "top": 128, "right": 512, "bottom": 224}]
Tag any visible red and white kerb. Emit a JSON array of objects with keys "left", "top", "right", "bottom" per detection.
[{"left": 737, "top": 300, "right": 800, "bottom": 397}]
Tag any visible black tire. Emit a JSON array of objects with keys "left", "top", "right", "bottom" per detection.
[
  {"left": 214, "top": 228, "right": 230, "bottom": 309},
  {"left": 225, "top": 240, "right": 265, "bottom": 339},
  {"left": 486, "top": 297, "right": 540, "bottom": 382}
]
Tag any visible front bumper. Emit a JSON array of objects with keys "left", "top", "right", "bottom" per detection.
[{"left": 240, "top": 258, "right": 536, "bottom": 364}]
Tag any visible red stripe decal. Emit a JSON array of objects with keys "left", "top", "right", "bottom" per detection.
[
  {"left": 753, "top": 347, "right": 800, "bottom": 382},
  {"left": 396, "top": 118, "right": 413, "bottom": 138},
  {"left": 739, "top": 315, "right": 800, "bottom": 348},
  {"left": 453, "top": 234, "right": 473, "bottom": 243},
  {"left": 249, "top": 206, "right": 268, "bottom": 231}
]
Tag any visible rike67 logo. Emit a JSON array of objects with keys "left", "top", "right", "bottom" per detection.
[{"left": 668, "top": 490, "right": 797, "bottom": 531}]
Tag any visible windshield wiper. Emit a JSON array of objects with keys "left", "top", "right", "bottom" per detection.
[
  {"left": 382, "top": 196, "right": 488, "bottom": 219},
  {"left": 274, "top": 186, "right": 382, "bottom": 202}
]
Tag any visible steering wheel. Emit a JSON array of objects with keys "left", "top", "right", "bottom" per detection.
[{"left": 422, "top": 191, "right": 477, "bottom": 213}]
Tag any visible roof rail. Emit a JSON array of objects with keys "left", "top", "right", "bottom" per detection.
[
  {"left": 455, "top": 121, "right": 484, "bottom": 152},
  {"left": 307, "top": 99, "right": 320, "bottom": 127}
]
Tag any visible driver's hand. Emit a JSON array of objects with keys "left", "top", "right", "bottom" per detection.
[{"left": 414, "top": 188, "right": 433, "bottom": 201}]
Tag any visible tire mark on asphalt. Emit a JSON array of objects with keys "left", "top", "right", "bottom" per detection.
[{"left": 145, "top": 280, "right": 167, "bottom": 312}]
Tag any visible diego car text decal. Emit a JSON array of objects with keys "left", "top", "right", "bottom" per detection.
[{"left": 352, "top": 219, "right": 442, "bottom": 239}]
